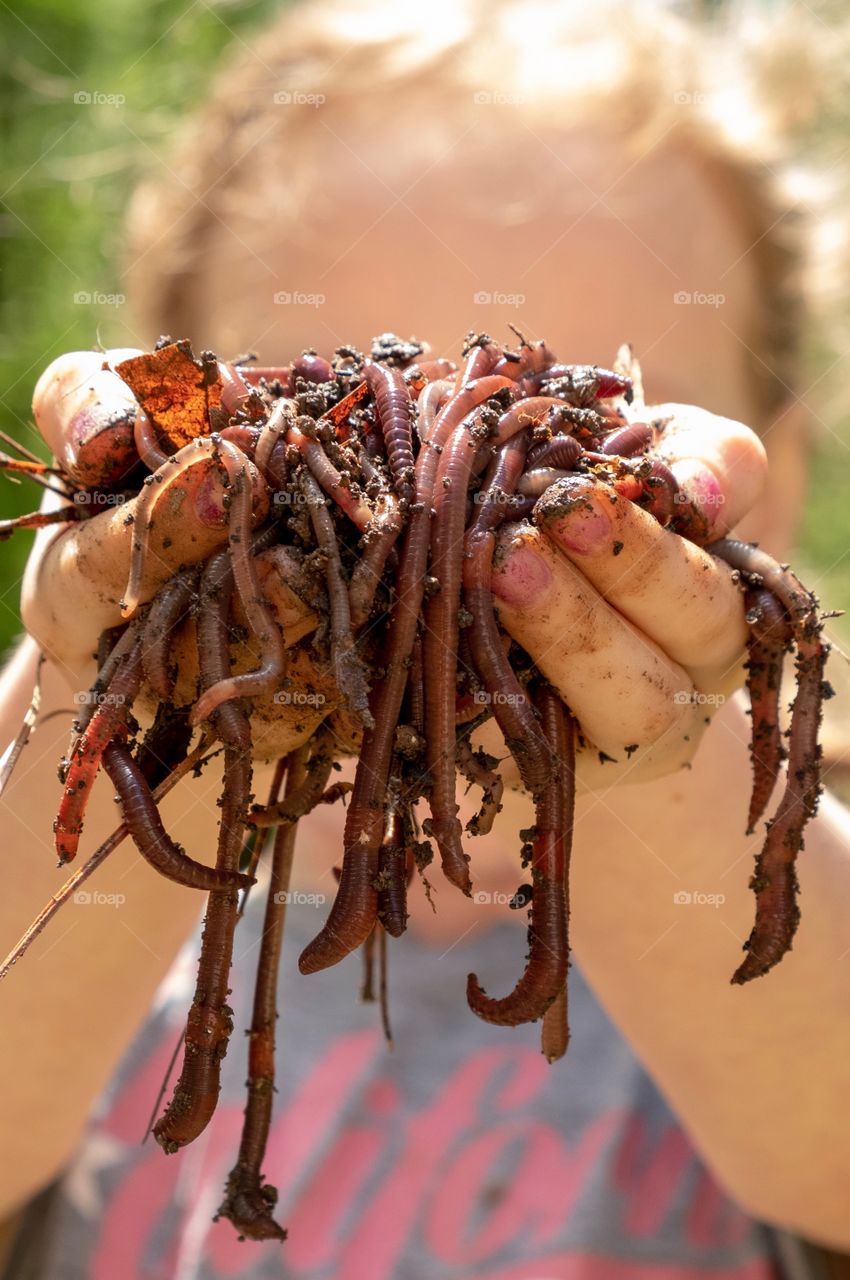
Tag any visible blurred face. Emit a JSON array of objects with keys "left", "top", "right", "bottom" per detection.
[{"left": 191, "top": 123, "right": 801, "bottom": 550}]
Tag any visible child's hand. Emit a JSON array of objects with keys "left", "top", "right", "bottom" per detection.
[
  {"left": 21, "top": 350, "right": 335, "bottom": 758},
  {"left": 488, "top": 404, "right": 767, "bottom": 785},
  {"left": 20, "top": 352, "right": 766, "bottom": 780}
]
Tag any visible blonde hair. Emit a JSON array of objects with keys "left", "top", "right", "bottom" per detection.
[{"left": 123, "top": 0, "right": 850, "bottom": 424}]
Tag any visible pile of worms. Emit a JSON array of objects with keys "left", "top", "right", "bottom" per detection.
[{"left": 0, "top": 331, "right": 828, "bottom": 1242}]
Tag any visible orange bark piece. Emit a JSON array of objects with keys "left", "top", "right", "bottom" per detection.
[{"left": 116, "top": 343, "right": 222, "bottom": 449}]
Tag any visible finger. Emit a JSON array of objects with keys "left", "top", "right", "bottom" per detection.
[
  {"left": 491, "top": 522, "right": 705, "bottom": 762},
  {"left": 647, "top": 403, "right": 767, "bottom": 536},
  {"left": 533, "top": 474, "right": 747, "bottom": 693},
  {"left": 32, "top": 349, "right": 145, "bottom": 487},
  {"left": 21, "top": 461, "right": 268, "bottom": 675}
]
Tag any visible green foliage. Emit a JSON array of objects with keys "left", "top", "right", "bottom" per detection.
[{"left": 0, "top": 0, "right": 280, "bottom": 653}]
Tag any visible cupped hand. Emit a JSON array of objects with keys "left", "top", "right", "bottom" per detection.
[{"left": 488, "top": 404, "right": 767, "bottom": 788}]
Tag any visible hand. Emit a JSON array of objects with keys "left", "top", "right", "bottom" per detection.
[
  {"left": 20, "top": 350, "right": 338, "bottom": 759},
  {"left": 488, "top": 404, "right": 767, "bottom": 788}
]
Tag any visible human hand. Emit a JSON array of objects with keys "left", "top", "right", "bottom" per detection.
[{"left": 488, "top": 404, "right": 767, "bottom": 788}]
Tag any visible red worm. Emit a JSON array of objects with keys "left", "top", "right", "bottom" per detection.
[
  {"left": 455, "top": 735, "right": 504, "bottom": 836},
  {"left": 463, "top": 437, "right": 553, "bottom": 796},
  {"left": 599, "top": 422, "right": 653, "bottom": 456},
  {"left": 467, "top": 686, "right": 574, "bottom": 1026},
  {"left": 55, "top": 631, "right": 144, "bottom": 864},
  {"left": 142, "top": 569, "right": 197, "bottom": 701},
  {"left": 709, "top": 539, "right": 826, "bottom": 983},
  {"left": 102, "top": 736, "right": 254, "bottom": 891},
  {"left": 218, "top": 744, "right": 310, "bottom": 1242},
  {"left": 248, "top": 730, "right": 335, "bottom": 827},
  {"left": 425, "top": 395, "right": 554, "bottom": 892},
  {"left": 743, "top": 588, "right": 793, "bottom": 834},
  {"left": 300, "top": 470, "right": 373, "bottom": 727},
  {"left": 154, "top": 555, "right": 253, "bottom": 1151},
  {"left": 298, "top": 367, "right": 516, "bottom": 974},
  {"left": 541, "top": 987, "right": 569, "bottom": 1063},
  {"left": 376, "top": 807, "right": 409, "bottom": 937},
  {"left": 364, "top": 362, "right": 415, "bottom": 502}
]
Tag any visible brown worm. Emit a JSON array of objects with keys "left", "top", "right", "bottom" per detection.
[
  {"left": 218, "top": 743, "right": 310, "bottom": 1242},
  {"left": 743, "top": 588, "right": 793, "bottom": 834},
  {"left": 376, "top": 805, "right": 409, "bottom": 938},
  {"left": 142, "top": 569, "right": 198, "bottom": 701},
  {"left": 153, "top": 552, "right": 253, "bottom": 1150},
  {"left": 364, "top": 362, "right": 416, "bottom": 502},
  {"left": 709, "top": 539, "right": 826, "bottom": 983},
  {"left": 102, "top": 735, "right": 254, "bottom": 892},
  {"left": 467, "top": 686, "right": 574, "bottom": 1026}
]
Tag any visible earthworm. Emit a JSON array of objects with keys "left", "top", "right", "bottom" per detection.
[
  {"left": 599, "top": 422, "right": 654, "bottom": 456},
  {"left": 416, "top": 378, "right": 454, "bottom": 442},
  {"left": 299, "top": 469, "right": 373, "bottom": 726},
  {"left": 141, "top": 568, "right": 197, "bottom": 701},
  {"left": 425, "top": 396, "right": 554, "bottom": 892},
  {"left": 121, "top": 436, "right": 266, "bottom": 619},
  {"left": 190, "top": 462, "right": 286, "bottom": 726},
  {"left": 463, "top": 436, "right": 553, "bottom": 795},
  {"left": 134, "top": 409, "right": 169, "bottom": 471},
  {"left": 287, "top": 419, "right": 373, "bottom": 529},
  {"left": 218, "top": 744, "right": 310, "bottom": 1242},
  {"left": 299, "top": 366, "right": 515, "bottom": 973},
  {"left": 541, "top": 987, "right": 569, "bottom": 1063},
  {"left": 524, "top": 434, "right": 583, "bottom": 472},
  {"left": 709, "top": 539, "right": 826, "bottom": 983},
  {"left": 455, "top": 734, "right": 504, "bottom": 836},
  {"left": 467, "top": 686, "right": 574, "bottom": 1025},
  {"left": 349, "top": 493, "right": 404, "bottom": 631},
  {"left": 743, "top": 588, "right": 793, "bottom": 834},
  {"left": 249, "top": 729, "right": 335, "bottom": 827},
  {"left": 376, "top": 801, "right": 411, "bottom": 938},
  {"left": 54, "top": 631, "right": 144, "bottom": 864},
  {"left": 102, "top": 734, "right": 254, "bottom": 891},
  {"left": 292, "top": 351, "right": 334, "bottom": 384},
  {"left": 364, "top": 362, "right": 416, "bottom": 501},
  {"left": 154, "top": 556, "right": 253, "bottom": 1150}
]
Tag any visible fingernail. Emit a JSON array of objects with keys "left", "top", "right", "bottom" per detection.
[
  {"left": 193, "top": 472, "right": 227, "bottom": 526},
  {"left": 544, "top": 497, "right": 612, "bottom": 555},
  {"left": 670, "top": 460, "right": 724, "bottom": 527},
  {"left": 491, "top": 545, "right": 553, "bottom": 608}
]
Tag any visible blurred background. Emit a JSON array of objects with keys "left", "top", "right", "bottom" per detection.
[{"left": 0, "top": 0, "right": 847, "bottom": 659}]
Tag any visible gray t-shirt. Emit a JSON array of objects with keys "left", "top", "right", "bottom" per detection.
[{"left": 26, "top": 892, "right": 781, "bottom": 1280}]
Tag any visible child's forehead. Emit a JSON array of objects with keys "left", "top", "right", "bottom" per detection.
[{"left": 200, "top": 124, "right": 759, "bottom": 420}]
